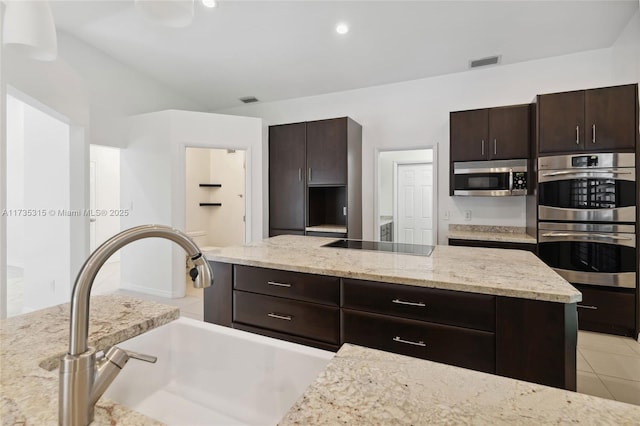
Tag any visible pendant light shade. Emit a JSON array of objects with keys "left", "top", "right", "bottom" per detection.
[
  {"left": 2, "top": 0, "right": 58, "bottom": 61},
  {"left": 135, "top": 0, "right": 195, "bottom": 28}
]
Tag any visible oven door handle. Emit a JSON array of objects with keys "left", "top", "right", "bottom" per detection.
[
  {"left": 541, "top": 170, "right": 633, "bottom": 177},
  {"left": 508, "top": 169, "right": 514, "bottom": 194},
  {"left": 540, "top": 232, "right": 634, "bottom": 241}
]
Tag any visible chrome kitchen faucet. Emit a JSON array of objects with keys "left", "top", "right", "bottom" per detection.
[{"left": 59, "top": 225, "right": 213, "bottom": 426}]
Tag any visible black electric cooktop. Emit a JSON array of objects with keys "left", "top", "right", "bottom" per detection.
[{"left": 322, "top": 239, "right": 435, "bottom": 257}]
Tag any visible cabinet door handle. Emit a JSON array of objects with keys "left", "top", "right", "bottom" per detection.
[
  {"left": 268, "top": 313, "right": 292, "bottom": 321},
  {"left": 393, "top": 336, "right": 426, "bottom": 347},
  {"left": 308, "top": 168, "right": 312, "bottom": 182},
  {"left": 392, "top": 299, "right": 426, "bottom": 307},
  {"left": 481, "top": 140, "right": 485, "bottom": 156},
  {"left": 267, "top": 281, "right": 292, "bottom": 288},
  {"left": 576, "top": 125, "right": 580, "bottom": 145},
  {"left": 493, "top": 139, "right": 497, "bottom": 155},
  {"left": 298, "top": 168, "right": 302, "bottom": 181},
  {"left": 592, "top": 124, "right": 596, "bottom": 144},
  {"left": 577, "top": 304, "right": 598, "bottom": 310}
]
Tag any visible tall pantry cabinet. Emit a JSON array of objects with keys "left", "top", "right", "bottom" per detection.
[{"left": 269, "top": 117, "right": 362, "bottom": 239}]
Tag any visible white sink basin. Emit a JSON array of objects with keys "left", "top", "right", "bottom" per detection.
[{"left": 104, "top": 317, "right": 334, "bottom": 425}]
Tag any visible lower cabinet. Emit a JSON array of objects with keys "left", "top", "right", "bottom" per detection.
[
  {"left": 205, "top": 262, "right": 577, "bottom": 390},
  {"left": 342, "top": 309, "right": 495, "bottom": 373},
  {"left": 234, "top": 291, "right": 340, "bottom": 345},
  {"left": 574, "top": 284, "right": 636, "bottom": 337}
]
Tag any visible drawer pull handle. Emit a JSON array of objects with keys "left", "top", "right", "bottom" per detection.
[
  {"left": 267, "top": 313, "right": 292, "bottom": 321},
  {"left": 393, "top": 336, "right": 426, "bottom": 347},
  {"left": 392, "top": 299, "right": 426, "bottom": 307},
  {"left": 577, "top": 304, "right": 598, "bottom": 310},
  {"left": 267, "top": 281, "right": 292, "bottom": 288}
]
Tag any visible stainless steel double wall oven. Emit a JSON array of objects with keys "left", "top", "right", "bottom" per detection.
[{"left": 537, "top": 153, "right": 636, "bottom": 290}]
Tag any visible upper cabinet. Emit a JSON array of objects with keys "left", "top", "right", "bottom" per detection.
[
  {"left": 450, "top": 104, "right": 530, "bottom": 163},
  {"left": 306, "top": 118, "right": 348, "bottom": 186},
  {"left": 268, "top": 117, "right": 362, "bottom": 239},
  {"left": 537, "top": 84, "right": 638, "bottom": 155}
]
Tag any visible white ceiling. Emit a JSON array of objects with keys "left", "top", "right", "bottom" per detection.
[{"left": 50, "top": 1, "right": 638, "bottom": 111}]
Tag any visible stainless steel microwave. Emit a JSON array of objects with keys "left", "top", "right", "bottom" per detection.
[{"left": 453, "top": 159, "right": 528, "bottom": 196}]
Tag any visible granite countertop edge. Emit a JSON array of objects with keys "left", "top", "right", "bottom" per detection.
[{"left": 0, "top": 295, "right": 179, "bottom": 425}]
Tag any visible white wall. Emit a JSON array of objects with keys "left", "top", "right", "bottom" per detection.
[
  {"left": 89, "top": 145, "right": 121, "bottom": 261},
  {"left": 185, "top": 147, "right": 213, "bottom": 245},
  {"left": 8, "top": 98, "right": 71, "bottom": 312},
  {"left": 217, "top": 42, "right": 639, "bottom": 244},
  {"left": 122, "top": 110, "right": 262, "bottom": 298}
]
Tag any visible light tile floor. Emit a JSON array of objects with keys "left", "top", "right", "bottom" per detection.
[
  {"left": 9, "top": 262, "right": 639, "bottom": 406},
  {"left": 577, "top": 330, "right": 640, "bottom": 406}
]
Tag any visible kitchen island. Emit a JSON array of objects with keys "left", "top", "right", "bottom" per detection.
[
  {"left": 204, "top": 235, "right": 582, "bottom": 390},
  {"left": 2, "top": 292, "right": 639, "bottom": 425}
]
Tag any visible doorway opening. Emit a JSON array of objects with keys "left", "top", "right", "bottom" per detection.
[
  {"left": 89, "top": 144, "right": 121, "bottom": 295},
  {"left": 376, "top": 148, "right": 436, "bottom": 245},
  {"left": 184, "top": 147, "right": 246, "bottom": 298},
  {"left": 5, "top": 92, "right": 72, "bottom": 316},
  {"left": 185, "top": 147, "right": 246, "bottom": 247}
]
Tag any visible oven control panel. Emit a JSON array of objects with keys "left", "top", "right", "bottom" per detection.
[{"left": 513, "top": 172, "right": 527, "bottom": 191}]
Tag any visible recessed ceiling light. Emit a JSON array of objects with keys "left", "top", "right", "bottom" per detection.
[
  {"left": 336, "top": 23, "right": 349, "bottom": 35},
  {"left": 202, "top": 0, "right": 217, "bottom": 8}
]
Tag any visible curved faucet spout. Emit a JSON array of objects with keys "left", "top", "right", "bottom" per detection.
[
  {"left": 60, "top": 225, "right": 213, "bottom": 425},
  {"left": 68, "top": 224, "right": 213, "bottom": 356}
]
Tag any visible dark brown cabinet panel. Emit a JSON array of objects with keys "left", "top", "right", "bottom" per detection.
[
  {"left": 585, "top": 85, "right": 637, "bottom": 152},
  {"left": 234, "top": 291, "right": 340, "bottom": 344},
  {"left": 342, "top": 278, "right": 495, "bottom": 331},
  {"left": 234, "top": 265, "right": 340, "bottom": 306},
  {"left": 268, "top": 117, "right": 362, "bottom": 238},
  {"left": 538, "top": 90, "right": 585, "bottom": 154},
  {"left": 450, "top": 109, "right": 489, "bottom": 162},
  {"left": 574, "top": 284, "right": 636, "bottom": 336},
  {"left": 448, "top": 238, "right": 537, "bottom": 254},
  {"left": 306, "top": 118, "right": 347, "bottom": 185},
  {"left": 538, "top": 84, "right": 638, "bottom": 155},
  {"left": 342, "top": 309, "right": 496, "bottom": 373},
  {"left": 204, "top": 262, "right": 232, "bottom": 327},
  {"left": 489, "top": 105, "right": 531, "bottom": 160},
  {"left": 450, "top": 105, "right": 530, "bottom": 162},
  {"left": 269, "top": 123, "right": 306, "bottom": 233}
]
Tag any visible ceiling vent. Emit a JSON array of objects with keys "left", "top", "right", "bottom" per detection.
[
  {"left": 239, "top": 96, "right": 259, "bottom": 104},
  {"left": 469, "top": 55, "right": 501, "bottom": 69}
]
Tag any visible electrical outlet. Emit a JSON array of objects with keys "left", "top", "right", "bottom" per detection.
[
  {"left": 464, "top": 210, "right": 472, "bottom": 221},
  {"left": 443, "top": 210, "right": 450, "bottom": 220}
]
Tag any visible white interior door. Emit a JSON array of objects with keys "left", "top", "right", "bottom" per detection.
[{"left": 396, "top": 163, "right": 433, "bottom": 245}]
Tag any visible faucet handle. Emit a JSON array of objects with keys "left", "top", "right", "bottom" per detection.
[{"left": 124, "top": 349, "right": 157, "bottom": 364}]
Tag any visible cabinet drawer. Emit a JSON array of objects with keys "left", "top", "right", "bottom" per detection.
[
  {"left": 234, "top": 291, "right": 340, "bottom": 344},
  {"left": 342, "top": 279, "right": 495, "bottom": 332},
  {"left": 234, "top": 265, "right": 339, "bottom": 305},
  {"left": 575, "top": 285, "right": 635, "bottom": 334},
  {"left": 343, "top": 309, "right": 495, "bottom": 373}
]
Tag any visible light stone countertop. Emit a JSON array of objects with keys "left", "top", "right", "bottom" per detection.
[
  {"left": 305, "top": 225, "right": 348, "bottom": 233},
  {"left": 0, "top": 295, "right": 178, "bottom": 425},
  {"left": 279, "top": 343, "right": 640, "bottom": 425},
  {"left": 448, "top": 224, "right": 537, "bottom": 244},
  {"left": 205, "top": 235, "right": 580, "bottom": 303}
]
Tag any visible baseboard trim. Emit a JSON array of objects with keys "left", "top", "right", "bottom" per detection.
[{"left": 120, "top": 282, "right": 175, "bottom": 299}]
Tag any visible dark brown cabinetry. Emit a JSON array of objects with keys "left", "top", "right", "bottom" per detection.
[
  {"left": 205, "top": 262, "right": 577, "bottom": 391},
  {"left": 341, "top": 279, "right": 496, "bottom": 373},
  {"left": 268, "top": 117, "right": 362, "bottom": 239},
  {"left": 450, "top": 104, "right": 530, "bottom": 162},
  {"left": 574, "top": 284, "right": 636, "bottom": 336},
  {"left": 231, "top": 265, "right": 341, "bottom": 350},
  {"left": 537, "top": 84, "right": 638, "bottom": 155},
  {"left": 448, "top": 238, "right": 537, "bottom": 254},
  {"left": 269, "top": 123, "right": 306, "bottom": 234}
]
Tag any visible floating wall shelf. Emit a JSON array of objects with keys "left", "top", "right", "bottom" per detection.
[
  {"left": 199, "top": 203, "right": 222, "bottom": 207},
  {"left": 199, "top": 184, "right": 222, "bottom": 187}
]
